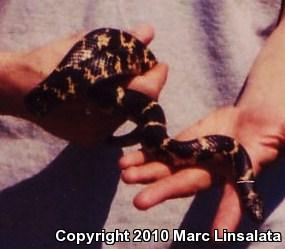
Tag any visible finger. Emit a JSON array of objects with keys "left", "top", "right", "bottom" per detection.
[
  {"left": 121, "top": 162, "right": 172, "bottom": 184},
  {"left": 129, "top": 23, "right": 154, "bottom": 45},
  {"left": 133, "top": 167, "right": 212, "bottom": 210},
  {"left": 211, "top": 182, "right": 242, "bottom": 235},
  {"left": 119, "top": 150, "right": 148, "bottom": 169},
  {"left": 128, "top": 63, "right": 168, "bottom": 99}
]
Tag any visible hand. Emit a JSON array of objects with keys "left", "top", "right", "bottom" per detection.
[
  {"left": 119, "top": 104, "right": 285, "bottom": 233},
  {"left": 119, "top": 20, "right": 285, "bottom": 233},
  {"left": 0, "top": 24, "right": 168, "bottom": 145}
]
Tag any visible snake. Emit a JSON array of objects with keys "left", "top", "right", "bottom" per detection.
[{"left": 24, "top": 28, "right": 263, "bottom": 222}]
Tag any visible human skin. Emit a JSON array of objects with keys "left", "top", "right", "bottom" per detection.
[
  {"left": 1, "top": 16, "right": 284, "bottom": 235},
  {"left": 0, "top": 24, "right": 167, "bottom": 145},
  {"left": 119, "top": 17, "right": 285, "bottom": 233}
]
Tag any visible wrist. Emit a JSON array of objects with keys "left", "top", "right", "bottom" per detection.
[
  {"left": 0, "top": 52, "right": 22, "bottom": 115},
  {"left": 0, "top": 52, "right": 43, "bottom": 117}
]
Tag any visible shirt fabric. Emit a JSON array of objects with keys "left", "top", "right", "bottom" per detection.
[{"left": 0, "top": 1, "right": 283, "bottom": 249}]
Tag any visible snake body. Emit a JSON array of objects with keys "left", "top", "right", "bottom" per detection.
[{"left": 25, "top": 28, "right": 263, "bottom": 222}]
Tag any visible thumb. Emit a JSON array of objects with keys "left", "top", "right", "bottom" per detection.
[
  {"left": 176, "top": 107, "right": 238, "bottom": 141},
  {"left": 129, "top": 23, "right": 154, "bottom": 45}
]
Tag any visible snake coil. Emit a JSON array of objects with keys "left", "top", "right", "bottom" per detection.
[{"left": 25, "top": 28, "right": 263, "bottom": 222}]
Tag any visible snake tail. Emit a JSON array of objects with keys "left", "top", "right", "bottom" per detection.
[{"left": 109, "top": 86, "right": 263, "bottom": 222}]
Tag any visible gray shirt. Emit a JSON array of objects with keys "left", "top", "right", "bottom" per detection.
[{"left": 0, "top": 1, "right": 283, "bottom": 248}]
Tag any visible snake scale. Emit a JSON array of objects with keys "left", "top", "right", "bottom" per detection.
[{"left": 25, "top": 28, "right": 263, "bottom": 222}]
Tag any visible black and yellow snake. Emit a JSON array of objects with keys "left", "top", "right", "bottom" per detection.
[{"left": 25, "top": 28, "right": 263, "bottom": 222}]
